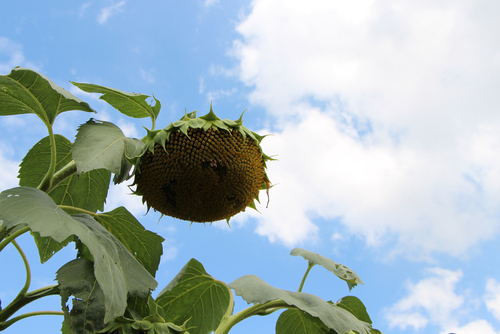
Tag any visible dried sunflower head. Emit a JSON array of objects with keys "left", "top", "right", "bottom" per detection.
[{"left": 133, "top": 105, "right": 272, "bottom": 223}]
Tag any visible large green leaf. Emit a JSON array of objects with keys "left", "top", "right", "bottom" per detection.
[
  {"left": 95, "top": 207, "right": 164, "bottom": 277},
  {"left": 291, "top": 248, "right": 363, "bottom": 291},
  {"left": 71, "top": 82, "right": 160, "bottom": 123},
  {"left": 72, "top": 119, "right": 144, "bottom": 180},
  {"left": 228, "top": 275, "right": 371, "bottom": 334},
  {"left": 57, "top": 258, "right": 106, "bottom": 334},
  {"left": 0, "top": 67, "right": 95, "bottom": 125},
  {"left": 0, "top": 187, "right": 157, "bottom": 322},
  {"left": 155, "top": 259, "right": 232, "bottom": 334},
  {"left": 18, "top": 134, "right": 111, "bottom": 262},
  {"left": 276, "top": 309, "right": 334, "bottom": 334}
]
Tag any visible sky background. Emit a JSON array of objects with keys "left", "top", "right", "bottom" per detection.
[{"left": 1, "top": 0, "right": 500, "bottom": 333}]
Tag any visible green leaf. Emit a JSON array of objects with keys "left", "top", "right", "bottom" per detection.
[
  {"left": 228, "top": 275, "right": 371, "bottom": 334},
  {"left": 276, "top": 309, "right": 335, "bottom": 334},
  {"left": 95, "top": 207, "right": 164, "bottom": 277},
  {"left": 73, "top": 119, "right": 144, "bottom": 180},
  {"left": 113, "top": 137, "right": 145, "bottom": 184},
  {"left": 19, "top": 134, "right": 111, "bottom": 213},
  {"left": 18, "top": 134, "right": 111, "bottom": 262},
  {"left": 155, "top": 258, "right": 232, "bottom": 334},
  {"left": 71, "top": 82, "right": 159, "bottom": 124},
  {"left": 0, "top": 187, "right": 157, "bottom": 322},
  {"left": 336, "top": 296, "right": 371, "bottom": 325},
  {"left": 57, "top": 258, "right": 106, "bottom": 333},
  {"left": 0, "top": 67, "right": 95, "bottom": 125},
  {"left": 147, "top": 295, "right": 166, "bottom": 320},
  {"left": 291, "top": 248, "right": 363, "bottom": 291}
]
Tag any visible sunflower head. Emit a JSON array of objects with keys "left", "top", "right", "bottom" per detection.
[{"left": 133, "top": 105, "right": 272, "bottom": 223}]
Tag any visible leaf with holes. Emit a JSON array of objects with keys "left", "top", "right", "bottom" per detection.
[
  {"left": 57, "top": 258, "right": 106, "bottom": 333},
  {"left": 228, "top": 274, "right": 371, "bottom": 334},
  {"left": 291, "top": 248, "right": 363, "bottom": 291}
]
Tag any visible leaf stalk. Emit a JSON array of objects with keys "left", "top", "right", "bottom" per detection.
[
  {"left": 57, "top": 205, "right": 97, "bottom": 216},
  {"left": 12, "top": 240, "right": 31, "bottom": 297},
  {"left": 46, "top": 160, "right": 78, "bottom": 193},
  {"left": 0, "top": 310, "right": 64, "bottom": 331},
  {"left": 298, "top": 261, "right": 315, "bottom": 292},
  {"left": 0, "top": 226, "right": 30, "bottom": 253},
  {"left": 213, "top": 299, "right": 290, "bottom": 334},
  {"left": 0, "top": 285, "right": 60, "bottom": 322}
]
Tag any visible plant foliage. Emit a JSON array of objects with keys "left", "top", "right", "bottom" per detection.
[{"left": 0, "top": 67, "right": 383, "bottom": 334}]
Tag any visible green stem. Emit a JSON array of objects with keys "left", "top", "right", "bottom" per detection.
[
  {"left": 214, "top": 299, "right": 290, "bottom": 334},
  {"left": 37, "top": 124, "right": 57, "bottom": 192},
  {"left": 0, "top": 226, "right": 30, "bottom": 253},
  {"left": 0, "top": 233, "right": 60, "bottom": 323},
  {"left": 58, "top": 205, "right": 97, "bottom": 216},
  {"left": 46, "top": 160, "right": 77, "bottom": 193},
  {"left": 0, "top": 311, "right": 64, "bottom": 331},
  {"left": 298, "top": 262, "right": 315, "bottom": 292},
  {"left": 151, "top": 116, "right": 156, "bottom": 132},
  {"left": 12, "top": 240, "right": 31, "bottom": 296},
  {"left": 0, "top": 285, "right": 60, "bottom": 322}
]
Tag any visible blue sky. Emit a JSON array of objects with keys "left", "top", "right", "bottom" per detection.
[{"left": 2, "top": 1, "right": 500, "bottom": 333}]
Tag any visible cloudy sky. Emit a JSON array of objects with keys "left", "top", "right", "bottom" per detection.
[{"left": 2, "top": 1, "right": 500, "bottom": 333}]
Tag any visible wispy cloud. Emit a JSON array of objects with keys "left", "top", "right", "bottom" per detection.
[
  {"left": 97, "top": 1, "right": 126, "bottom": 24},
  {"left": 199, "top": 77, "right": 205, "bottom": 94},
  {"left": 204, "top": 0, "right": 220, "bottom": 7},
  {"left": 0, "top": 37, "right": 39, "bottom": 73},
  {"left": 140, "top": 68, "right": 156, "bottom": 84},
  {"left": 78, "top": 2, "right": 91, "bottom": 17}
]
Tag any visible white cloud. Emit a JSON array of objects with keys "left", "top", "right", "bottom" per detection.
[
  {"left": 485, "top": 279, "right": 500, "bottom": 321},
  {"left": 385, "top": 268, "right": 465, "bottom": 330},
  {"left": 117, "top": 119, "right": 139, "bottom": 138},
  {"left": 385, "top": 269, "right": 500, "bottom": 333},
  {"left": 0, "top": 149, "right": 20, "bottom": 190},
  {"left": 97, "top": 1, "right": 126, "bottom": 24},
  {"left": 231, "top": 0, "right": 500, "bottom": 257},
  {"left": 0, "top": 37, "right": 40, "bottom": 73},
  {"left": 105, "top": 182, "right": 145, "bottom": 216},
  {"left": 444, "top": 319, "right": 500, "bottom": 334}
]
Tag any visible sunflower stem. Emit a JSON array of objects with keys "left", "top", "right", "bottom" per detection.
[{"left": 37, "top": 124, "right": 57, "bottom": 192}]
